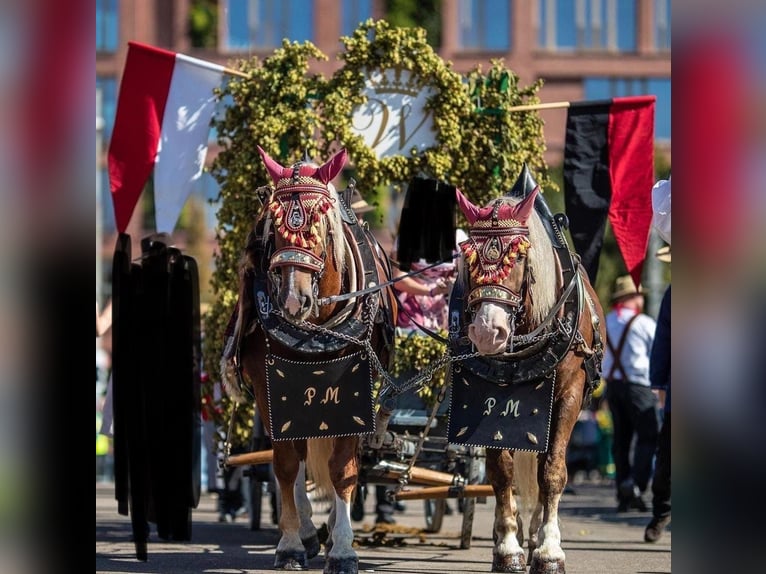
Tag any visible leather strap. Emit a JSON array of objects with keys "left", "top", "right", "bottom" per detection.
[{"left": 606, "top": 313, "right": 639, "bottom": 381}]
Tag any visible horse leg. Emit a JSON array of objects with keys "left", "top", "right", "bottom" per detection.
[
  {"left": 325, "top": 499, "right": 337, "bottom": 556},
  {"left": 486, "top": 449, "right": 526, "bottom": 573},
  {"left": 324, "top": 436, "right": 359, "bottom": 574},
  {"left": 529, "top": 393, "right": 581, "bottom": 574},
  {"left": 272, "top": 443, "right": 309, "bottom": 570},
  {"left": 295, "top": 460, "right": 321, "bottom": 559},
  {"left": 527, "top": 500, "right": 543, "bottom": 564}
]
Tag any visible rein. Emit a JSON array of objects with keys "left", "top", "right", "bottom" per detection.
[{"left": 316, "top": 255, "right": 457, "bottom": 306}]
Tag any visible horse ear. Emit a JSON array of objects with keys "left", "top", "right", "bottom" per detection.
[
  {"left": 512, "top": 185, "right": 539, "bottom": 223},
  {"left": 316, "top": 148, "right": 348, "bottom": 184},
  {"left": 455, "top": 187, "right": 480, "bottom": 225},
  {"left": 257, "top": 146, "right": 285, "bottom": 185}
]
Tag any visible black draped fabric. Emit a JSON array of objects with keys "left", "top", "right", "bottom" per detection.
[
  {"left": 111, "top": 233, "right": 201, "bottom": 560},
  {"left": 563, "top": 100, "right": 612, "bottom": 284},
  {"left": 396, "top": 177, "right": 456, "bottom": 270}
]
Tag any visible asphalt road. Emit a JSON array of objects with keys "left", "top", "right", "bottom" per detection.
[{"left": 96, "top": 479, "right": 670, "bottom": 573}]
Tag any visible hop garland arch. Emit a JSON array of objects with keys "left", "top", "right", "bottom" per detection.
[{"left": 320, "top": 19, "right": 469, "bottom": 191}]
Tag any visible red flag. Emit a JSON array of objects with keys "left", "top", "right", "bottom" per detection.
[
  {"left": 108, "top": 42, "right": 224, "bottom": 233},
  {"left": 564, "top": 96, "right": 656, "bottom": 288}
]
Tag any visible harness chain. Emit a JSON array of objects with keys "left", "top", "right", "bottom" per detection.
[{"left": 284, "top": 292, "right": 481, "bottom": 398}]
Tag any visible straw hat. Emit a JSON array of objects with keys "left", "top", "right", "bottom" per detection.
[
  {"left": 656, "top": 245, "right": 671, "bottom": 263},
  {"left": 611, "top": 274, "right": 644, "bottom": 302},
  {"left": 350, "top": 189, "right": 375, "bottom": 214}
]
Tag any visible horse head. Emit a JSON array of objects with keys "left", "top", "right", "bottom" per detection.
[
  {"left": 258, "top": 146, "right": 347, "bottom": 324},
  {"left": 456, "top": 186, "right": 557, "bottom": 355}
]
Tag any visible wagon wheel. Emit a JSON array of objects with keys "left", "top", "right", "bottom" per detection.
[
  {"left": 423, "top": 497, "right": 446, "bottom": 533},
  {"left": 460, "top": 446, "right": 484, "bottom": 549}
]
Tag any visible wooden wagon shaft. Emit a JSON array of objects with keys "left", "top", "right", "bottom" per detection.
[
  {"left": 225, "top": 451, "right": 462, "bottom": 488},
  {"left": 393, "top": 484, "right": 495, "bottom": 501},
  {"left": 366, "top": 459, "right": 465, "bottom": 487},
  {"left": 225, "top": 449, "right": 274, "bottom": 467}
]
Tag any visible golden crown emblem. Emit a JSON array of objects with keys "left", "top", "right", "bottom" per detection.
[{"left": 366, "top": 67, "right": 424, "bottom": 97}]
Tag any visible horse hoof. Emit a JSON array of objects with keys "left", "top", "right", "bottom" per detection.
[
  {"left": 323, "top": 556, "right": 358, "bottom": 574},
  {"left": 492, "top": 551, "right": 526, "bottom": 572},
  {"left": 274, "top": 550, "right": 308, "bottom": 570},
  {"left": 302, "top": 533, "right": 321, "bottom": 559},
  {"left": 529, "top": 556, "right": 566, "bottom": 574}
]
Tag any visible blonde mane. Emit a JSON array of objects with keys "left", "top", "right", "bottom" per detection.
[
  {"left": 501, "top": 196, "right": 558, "bottom": 326},
  {"left": 324, "top": 183, "right": 346, "bottom": 270}
]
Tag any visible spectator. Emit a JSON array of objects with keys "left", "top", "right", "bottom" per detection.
[
  {"left": 645, "top": 178, "right": 671, "bottom": 541},
  {"left": 645, "top": 275, "right": 671, "bottom": 541},
  {"left": 603, "top": 275, "right": 659, "bottom": 512}
]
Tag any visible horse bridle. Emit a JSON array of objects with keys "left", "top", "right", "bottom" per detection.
[{"left": 266, "top": 173, "right": 336, "bottom": 307}]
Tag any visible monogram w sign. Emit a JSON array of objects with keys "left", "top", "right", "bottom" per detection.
[{"left": 350, "top": 67, "right": 437, "bottom": 159}]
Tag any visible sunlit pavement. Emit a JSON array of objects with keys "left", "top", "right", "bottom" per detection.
[{"left": 96, "top": 479, "right": 670, "bottom": 573}]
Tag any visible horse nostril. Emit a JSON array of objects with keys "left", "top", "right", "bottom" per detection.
[
  {"left": 300, "top": 296, "right": 312, "bottom": 314},
  {"left": 493, "top": 325, "right": 509, "bottom": 345}
]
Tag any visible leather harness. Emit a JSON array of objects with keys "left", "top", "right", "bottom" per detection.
[{"left": 448, "top": 205, "right": 603, "bottom": 403}]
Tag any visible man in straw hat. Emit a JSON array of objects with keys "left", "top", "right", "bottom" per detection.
[{"left": 603, "top": 274, "right": 659, "bottom": 513}]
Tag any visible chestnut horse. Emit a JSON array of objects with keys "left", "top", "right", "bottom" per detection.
[
  {"left": 448, "top": 174, "right": 605, "bottom": 573},
  {"left": 225, "top": 148, "right": 395, "bottom": 573}
]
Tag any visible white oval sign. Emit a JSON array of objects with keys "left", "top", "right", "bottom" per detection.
[{"left": 350, "top": 67, "right": 437, "bottom": 159}]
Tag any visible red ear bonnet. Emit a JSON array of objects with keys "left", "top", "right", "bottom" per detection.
[
  {"left": 455, "top": 188, "right": 481, "bottom": 224},
  {"left": 315, "top": 148, "right": 347, "bottom": 184},
  {"left": 456, "top": 186, "right": 539, "bottom": 226},
  {"left": 511, "top": 185, "right": 538, "bottom": 224},
  {"left": 257, "top": 145, "right": 287, "bottom": 185}
]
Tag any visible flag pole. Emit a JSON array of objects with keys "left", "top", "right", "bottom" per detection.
[
  {"left": 224, "top": 67, "right": 249, "bottom": 79},
  {"left": 506, "top": 101, "right": 571, "bottom": 112}
]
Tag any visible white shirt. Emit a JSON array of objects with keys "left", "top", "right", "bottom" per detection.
[{"left": 602, "top": 307, "right": 656, "bottom": 386}]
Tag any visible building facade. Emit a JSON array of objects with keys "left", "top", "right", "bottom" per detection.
[{"left": 97, "top": 0, "right": 670, "bottom": 243}]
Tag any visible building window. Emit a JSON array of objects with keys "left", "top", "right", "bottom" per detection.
[
  {"left": 584, "top": 77, "right": 671, "bottom": 140},
  {"left": 539, "top": 0, "right": 636, "bottom": 52},
  {"left": 458, "top": 0, "right": 511, "bottom": 51},
  {"left": 341, "top": 0, "right": 372, "bottom": 37},
  {"left": 96, "top": 0, "right": 119, "bottom": 53},
  {"left": 222, "top": 0, "right": 313, "bottom": 51},
  {"left": 654, "top": 0, "right": 670, "bottom": 51}
]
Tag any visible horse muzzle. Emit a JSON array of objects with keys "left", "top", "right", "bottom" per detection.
[{"left": 468, "top": 302, "right": 515, "bottom": 356}]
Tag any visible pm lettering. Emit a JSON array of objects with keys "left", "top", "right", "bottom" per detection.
[
  {"left": 321, "top": 386, "right": 340, "bottom": 405},
  {"left": 501, "top": 399, "right": 520, "bottom": 417}
]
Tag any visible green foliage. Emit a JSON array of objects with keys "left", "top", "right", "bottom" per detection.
[
  {"left": 458, "top": 62, "right": 552, "bottom": 208},
  {"left": 321, "top": 19, "right": 469, "bottom": 193},
  {"left": 203, "top": 20, "right": 551, "bottom": 442},
  {"left": 385, "top": 0, "right": 443, "bottom": 47},
  {"left": 392, "top": 331, "right": 448, "bottom": 407},
  {"left": 189, "top": 0, "right": 217, "bottom": 49}
]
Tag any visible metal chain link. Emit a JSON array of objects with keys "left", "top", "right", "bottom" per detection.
[{"left": 274, "top": 294, "right": 482, "bottom": 398}]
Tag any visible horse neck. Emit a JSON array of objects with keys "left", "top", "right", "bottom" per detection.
[{"left": 515, "top": 245, "right": 563, "bottom": 334}]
